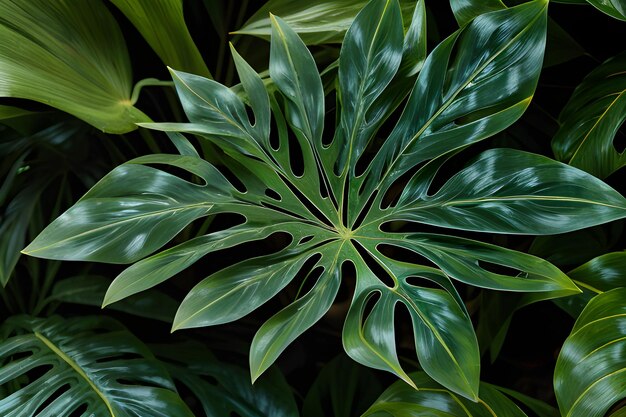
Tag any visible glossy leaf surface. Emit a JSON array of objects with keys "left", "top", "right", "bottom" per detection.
[
  {"left": 25, "top": 0, "right": 626, "bottom": 401},
  {"left": 235, "top": 0, "right": 417, "bottom": 44},
  {"left": 109, "top": 0, "right": 210, "bottom": 78},
  {"left": 552, "top": 52, "right": 626, "bottom": 178},
  {"left": 0, "top": 316, "right": 193, "bottom": 417},
  {"left": 362, "top": 372, "right": 528, "bottom": 416},
  {"left": 555, "top": 288, "right": 626, "bottom": 417},
  {"left": 0, "top": 0, "right": 148, "bottom": 133}
]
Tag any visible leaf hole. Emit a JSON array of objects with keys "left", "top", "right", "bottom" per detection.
[
  {"left": 287, "top": 127, "right": 305, "bottom": 177},
  {"left": 298, "top": 235, "right": 314, "bottom": 245},
  {"left": 269, "top": 103, "right": 281, "bottom": 151},
  {"left": 352, "top": 241, "right": 395, "bottom": 288},
  {"left": 217, "top": 163, "right": 247, "bottom": 193},
  {"left": 477, "top": 260, "right": 524, "bottom": 277},
  {"left": 202, "top": 213, "right": 247, "bottom": 234},
  {"left": 336, "top": 260, "right": 356, "bottom": 304},
  {"left": 244, "top": 103, "right": 256, "bottom": 128},
  {"left": 363, "top": 291, "right": 382, "bottom": 319},
  {"left": 296, "top": 265, "right": 325, "bottom": 299},
  {"left": 68, "top": 403, "right": 88, "bottom": 417},
  {"left": 34, "top": 383, "right": 70, "bottom": 415},
  {"left": 322, "top": 90, "right": 337, "bottom": 147},
  {"left": 143, "top": 163, "right": 205, "bottom": 185},
  {"left": 352, "top": 190, "right": 378, "bottom": 230},
  {"left": 278, "top": 174, "right": 335, "bottom": 228},
  {"left": 264, "top": 188, "right": 281, "bottom": 201},
  {"left": 380, "top": 160, "right": 428, "bottom": 209},
  {"left": 404, "top": 276, "right": 445, "bottom": 290},
  {"left": 377, "top": 244, "right": 438, "bottom": 270}
]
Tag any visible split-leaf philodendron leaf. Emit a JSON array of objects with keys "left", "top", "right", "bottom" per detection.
[
  {"left": 23, "top": 0, "right": 626, "bottom": 401},
  {"left": 0, "top": 316, "right": 193, "bottom": 417}
]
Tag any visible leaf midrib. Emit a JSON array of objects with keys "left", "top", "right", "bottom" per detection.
[
  {"left": 23, "top": 202, "right": 213, "bottom": 255},
  {"left": 35, "top": 331, "right": 115, "bottom": 416},
  {"left": 568, "top": 88, "right": 626, "bottom": 165}
]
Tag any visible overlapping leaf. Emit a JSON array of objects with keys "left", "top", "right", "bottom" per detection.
[
  {"left": 0, "top": 316, "right": 193, "bottom": 417},
  {"left": 0, "top": 0, "right": 148, "bottom": 133},
  {"left": 361, "top": 372, "right": 529, "bottom": 417},
  {"left": 555, "top": 288, "right": 626, "bottom": 417},
  {"left": 552, "top": 52, "right": 626, "bottom": 178},
  {"left": 24, "top": 0, "right": 626, "bottom": 401}
]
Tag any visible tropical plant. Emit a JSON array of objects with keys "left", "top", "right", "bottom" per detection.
[{"left": 2, "top": 0, "right": 626, "bottom": 415}]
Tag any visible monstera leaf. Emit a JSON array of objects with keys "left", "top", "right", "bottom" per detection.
[
  {"left": 24, "top": 0, "right": 626, "bottom": 401},
  {"left": 0, "top": 315, "right": 193, "bottom": 417}
]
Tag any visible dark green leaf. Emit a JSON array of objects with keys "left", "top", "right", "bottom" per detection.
[
  {"left": 302, "top": 354, "right": 384, "bottom": 417},
  {"left": 0, "top": 316, "right": 193, "bottom": 417},
  {"left": 552, "top": 52, "right": 626, "bottom": 178},
  {"left": 555, "top": 288, "right": 626, "bottom": 417},
  {"left": 362, "top": 372, "right": 529, "bottom": 416}
]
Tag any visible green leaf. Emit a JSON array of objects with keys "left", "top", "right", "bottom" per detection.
[
  {"left": 250, "top": 242, "right": 344, "bottom": 381},
  {"left": 585, "top": 0, "right": 626, "bottom": 20},
  {"left": 23, "top": 154, "right": 235, "bottom": 263},
  {"left": 302, "top": 354, "right": 384, "bottom": 417},
  {"left": 362, "top": 372, "right": 529, "bottom": 416},
  {"left": 344, "top": 252, "right": 480, "bottom": 399},
  {"left": 389, "top": 149, "right": 626, "bottom": 235},
  {"left": 0, "top": 0, "right": 148, "bottom": 133},
  {"left": 235, "top": 0, "right": 418, "bottom": 45},
  {"left": 552, "top": 52, "right": 626, "bottom": 178},
  {"left": 49, "top": 275, "right": 177, "bottom": 323},
  {"left": 25, "top": 0, "right": 626, "bottom": 400},
  {"left": 109, "top": 0, "right": 211, "bottom": 78},
  {"left": 155, "top": 341, "right": 299, "bottom": 417},
  {"left": 555, "top": 288, "right": 626, "bottom": 417},
  {"left": 555, "top": 251, "right": 626, "bottom": 317},
  {"left": 0, "top": 316, "right": 193, "bottom": 417},
  {"left": 449, "top": 0, "right": 506, "bottom": 26}
]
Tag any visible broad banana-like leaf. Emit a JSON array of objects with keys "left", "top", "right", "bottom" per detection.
[
  {"left": 234, "top": 0, "right": 418, "bottom": 44},
  {"left": 0, "top": 0, "right": 148, "bottom": 133},
  {"left": 154, "top": 341, "right": 299, "bottom": 417},
  {"left": 24, "top": 0, "right": 626, "bottom": 401},
  {"left": 302, "top": 354, "right": 384, "bottom": 417},
  {"left": 0, "top": 315, "right": 193, "bottom": 417},
  {"left": 585, "top": 0, "right": 626, "bottom": 20},
  {"left": 552, "top": 52, "right": 626, "bottom": 178},
  {"left": 555, "top": 288, "right": 626, "bottom": 417},
  {"left": 109, "top": 0, "right": 211, "bottom": 78},
  {"left": 361, "top": 372, "right": 529, "bottom": 416}
]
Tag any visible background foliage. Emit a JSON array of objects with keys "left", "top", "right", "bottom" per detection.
[{"left": 1, "top": 0, "right": 625, "bottom": 416}]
